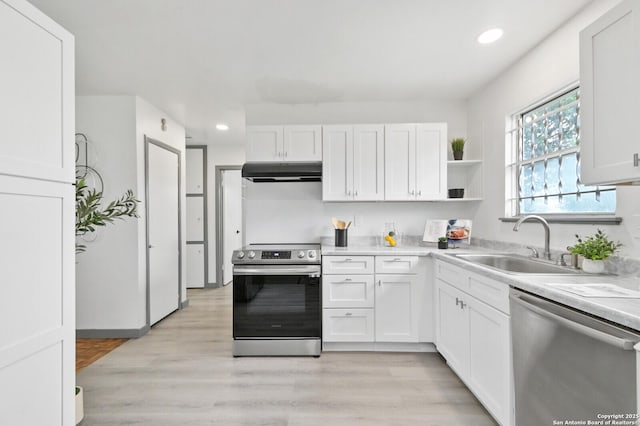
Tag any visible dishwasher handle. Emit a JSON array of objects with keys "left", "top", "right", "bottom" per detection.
[{"left": 510, "top": 291, "right": 639, "bottom": 351}]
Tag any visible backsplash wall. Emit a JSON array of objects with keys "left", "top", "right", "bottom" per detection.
[{"left": 243, "top": 181, "right": 479, "bottom": 244}]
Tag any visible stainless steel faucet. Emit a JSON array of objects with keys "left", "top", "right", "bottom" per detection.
[{"left": 513, "top": 215, "right": 551, "bottom": 260}]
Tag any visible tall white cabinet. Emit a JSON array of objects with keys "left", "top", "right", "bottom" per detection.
[
  {"left": 0, "top": 1, "right": 75, "bottom": 424},
  {"left": 186, "top": 146, "right": 207, "bottom": 288},
  {"left": 579, "top": 0, "right": 640, "bottom": 185}
]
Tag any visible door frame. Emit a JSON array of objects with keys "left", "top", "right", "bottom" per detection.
[
  {"left": 144, "top": 136, "right": 183, "bottom": 327},
  {"left": 215, "top": 165, "right": 242, "bottom": 287}
]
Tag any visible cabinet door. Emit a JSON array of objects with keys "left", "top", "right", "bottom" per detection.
[
  {"left": 322, "top": 274, "right": 374, "bottom": 308},
  {"left": 283, "top": 125, "right": 322, "bottom": 161},
  {"left": 415, "top": 123, "right": 447, "bottom": 200},
  {"left": 186, "top": 196, "right": 204, "bottom": 241},
  {"left": 186, "top": 148, "right": 204, "bottom": 194},
  {"left": 323, "top": 308, "right": 374, "bottom": 342},
  {"left": 246, "top": 126, "right": 283, "bottom": 161},
  {"left": 467, "top": 298, "right": 511, "bottom": 426},
  {"left": 384, "top": 124, "right": 415, "bottom": 200},
  {"left": 435, "top": 280, "right": 469, "bottom": 377},
  {"left": 186, "top": 244, "right": 205, "bottom": 288},
  {"left": 353, "top": 125, "right": 384, "bottom": 201},
  {"left": 375, "top": 275, "right": 419, "bottom": 342},
  {"left": 580, "top": 1, "right": 640, "bottom": 184},
  {"left": 322, "top": 126, "right": 353, "bottom": 201}
]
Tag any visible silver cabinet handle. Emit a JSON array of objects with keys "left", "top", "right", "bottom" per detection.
[
  {"left": 347, "top": 190, "right": 351, "bottom": 196},
  {"left": 393, "top": 258, "right": 402, "bottom": 261},
  {"left": 455, "top": 297, "right": 461, "bottom": 306},
  {"left": 418, "top": 190, "right": 422, "bottom": 196},
  {"left": 459, "top": 301, "right": 466, "bottom": 309},
  {"left": 354, "top": 190, "right": 358, "bottom": 196},
  {"left": 344, "top": 278, "right": 352, "bottom": 281},
  {"left": 378, "top": 280, "right": 382, "bottom": 286},
  {"left": 410, "top": 189, "right": 415, "bottom": 195},
  {"left": 344, "top": 258, "right": 352, "bottom": 262},
  {"left": 345, "top": 312, "right": 352, "bottom": 316},
  {"left": 634, "top": 153, "right": 639, "bottom": 167},
  {"left": 284, "top": 151, "right": 288, "bottom": 158}
]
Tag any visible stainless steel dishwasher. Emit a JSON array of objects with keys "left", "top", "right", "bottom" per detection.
[{"left": 510, "top": 288, "right": 640, "bottom": 426}]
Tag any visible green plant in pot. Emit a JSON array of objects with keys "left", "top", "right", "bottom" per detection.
[
  {"left": 438, "top": 237, "right": 448, "bottom": 249},
  {"left": 569, "top": 229, "right": 621, "bottom": 273},
  {"left": 75, "top": 178, "right": 140, "bottom": 253},
  {"left": 451, "top": 137, "right": 465, "bottom": 160},
  {"left": 74, "top": 178, "right": 139, "bottom": 423}
]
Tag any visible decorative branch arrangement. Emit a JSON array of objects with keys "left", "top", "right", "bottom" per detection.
[{"left": 75, "top": 178, "right": 140, "bottom": 253}]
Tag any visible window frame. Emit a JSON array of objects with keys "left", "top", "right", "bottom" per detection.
[{"left": 503, "top": 84, "right": 619, "bottom": 224}]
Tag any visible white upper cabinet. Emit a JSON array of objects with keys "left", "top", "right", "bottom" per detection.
[
  {"left": 580, "top": 0, "right": 640, "bottom": 184},
  {"left": 246, "top": 126, "right": 283, "bottom": 161},
  {"left": 283, "top": 125, "right": 322, "bottom": 161},
  {"left": 384, "top": 123, "right": 447, "bottom": 200},
  {"left": 353, "top": 125, "right": 384, "bottom": 200},
  {"left": 322, "top": 125, "right": 384, "bottom": 201},
  {"left": 246, "top": 125, "right": 321, "bottom": 162}
]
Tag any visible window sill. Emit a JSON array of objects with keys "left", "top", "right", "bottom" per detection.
[{"left": 499, "top": 215, "right": 622, "bottom": 225}]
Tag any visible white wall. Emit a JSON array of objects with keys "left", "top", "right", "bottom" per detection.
[
  {"left": 76, "top": 95, "right": 186, "bottom": 332},
  {"left": 244, "top": 182, "right": 480, "bottom": 243},
  {"left": 467, "top": 0, "right": 640, "bottom": 259},
  {"left": 186, "top": 141, "right": 245, "bottom": 284},
  {"left": 244, "top": 99, "right": 473, "bottom": 244}
]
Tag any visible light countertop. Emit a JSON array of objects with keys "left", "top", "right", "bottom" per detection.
[{"left": 321, "top": 238, "right": 640, "bottom": 331}]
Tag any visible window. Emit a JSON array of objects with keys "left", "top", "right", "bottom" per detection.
[{"left": 506, "top": 87, "right": 616, "bottom": 216}]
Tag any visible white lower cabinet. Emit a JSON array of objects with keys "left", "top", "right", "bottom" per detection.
[
  {"left": 323, "top": 308, "right": 374, "bottom": 342},
  {"left": 322, "top": 255, "right": 430, "bottom": 349},
  {"left": 435, "top": 261, "right": 512, "bottom": 426},
  {"left": 375, "top": 274, "right": 420, "bottom": 342}
]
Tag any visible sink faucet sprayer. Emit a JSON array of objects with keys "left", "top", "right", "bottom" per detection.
[{"left": 513, "top": 215, "right": 551, "bottom": 260}]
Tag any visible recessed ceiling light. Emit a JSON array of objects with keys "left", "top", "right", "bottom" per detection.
[
  {"left": 216, "top": 124, "right": 229, "bottom": 131},
  {"left": 477, "top": 28, "right": 504, "bottom": 44}
]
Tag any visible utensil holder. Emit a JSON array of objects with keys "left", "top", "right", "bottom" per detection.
[{"left": 335, "top": 229, "right": 348, "bottom": 247}]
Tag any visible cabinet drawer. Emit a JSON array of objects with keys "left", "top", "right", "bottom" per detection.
[
  {"left": 323, "top": 275, "right": 374, "bottom": 308},
  {"left": 375, "top": 256, "right": 420, "bottom": 274},
  {"left": 467, "top": 272, "right": 510, "bottom": 315},
  {"left": 322, "top": 256, "right": 374, "bottom": 274},
  {"left": 436, "top": 260, "right": 468, "bottom": 291},
  {"left": 323, "top": 309, "right": 374, "bottom": 342}
]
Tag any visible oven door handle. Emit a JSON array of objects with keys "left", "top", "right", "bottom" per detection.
[{"left": 233, "top": 266, "right": 321, "bottom": 277}]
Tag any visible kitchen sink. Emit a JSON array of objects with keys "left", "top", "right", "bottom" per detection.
[{"left": 453, "top": 254, "right": 583, "bottom": 275}]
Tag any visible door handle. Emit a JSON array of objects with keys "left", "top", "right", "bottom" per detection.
[
  {"left": 236, "top": 230, "right": 240, "bottom": 234},
  {"left": 634, "top": 153, "right": 639, "bottom": 167},
  {"left": 148, "top": 245, "right": 154, "bottom": 249}
]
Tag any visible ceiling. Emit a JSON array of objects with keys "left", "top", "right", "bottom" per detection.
[{"left": 30, "top": 0, "right": 593, "bottom": 145}]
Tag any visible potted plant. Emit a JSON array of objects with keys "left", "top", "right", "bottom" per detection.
[
  {"left": 438, "top": 237, "right": 448, "bottom": 249},
  {"left": 74, "top": 177, "right": 139, "bottom": 424},
  {"left": 451, "top": 137, "right": 466, "bottom": 160},
  {"left": 569, "top": 229, "right": 622, "bottom": 273},
  {"left": 76, "top": 178, "right": 140, "bottom": 253}
]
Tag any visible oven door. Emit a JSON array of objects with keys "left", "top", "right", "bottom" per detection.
[{"left": 233, "top": 265, "right": 321, "bottom": 339}]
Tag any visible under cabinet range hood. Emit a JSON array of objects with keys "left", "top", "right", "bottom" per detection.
[{"left": 241, "top": 162, "right": 322, "bottom": 182}]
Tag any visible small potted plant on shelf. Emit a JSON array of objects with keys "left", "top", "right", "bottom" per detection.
[
  {"left": 438, "top": 237, "right": 448, "bottom": 249},
  {"left": 569, "top": 229, "right": 622, "bottom": 273},
  {"left": 451, "top": 137, "right": 466, "bottom": 160}
]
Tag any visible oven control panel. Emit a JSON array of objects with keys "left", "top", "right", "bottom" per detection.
[{"left": 232, "top": 246, "right": 321, "bottom": 265}]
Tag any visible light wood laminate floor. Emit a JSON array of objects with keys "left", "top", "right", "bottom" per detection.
[{"left": 78, "top": 286, "right": 496, "bottom": 425}]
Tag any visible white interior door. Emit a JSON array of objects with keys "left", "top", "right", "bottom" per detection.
[
  {"left": 222, "top": 169, "right": 243, "bottom": 285},
  {"left": 147, "top": 140, "right": 180, "bottom": 325}
]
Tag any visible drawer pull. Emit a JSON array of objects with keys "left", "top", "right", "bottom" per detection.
[
  {"left": 344, "top": 258, "right": 353, "bottom": 262},
  {"left": 378, "top": 280, "right": 382, "bottom": 287},
  {"left": 344, "top": 278, "right": 352, "bottom": 281},
  {"left": 393, "top": 258, "right": 402, "bottom": 261},
  {"left": 345, "top": 312, "right": 352, "bottom": 316}
]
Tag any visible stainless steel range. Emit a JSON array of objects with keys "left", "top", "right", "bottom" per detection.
[{"left": 232, "top": 243, "right": 321, "bottom": 357}]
